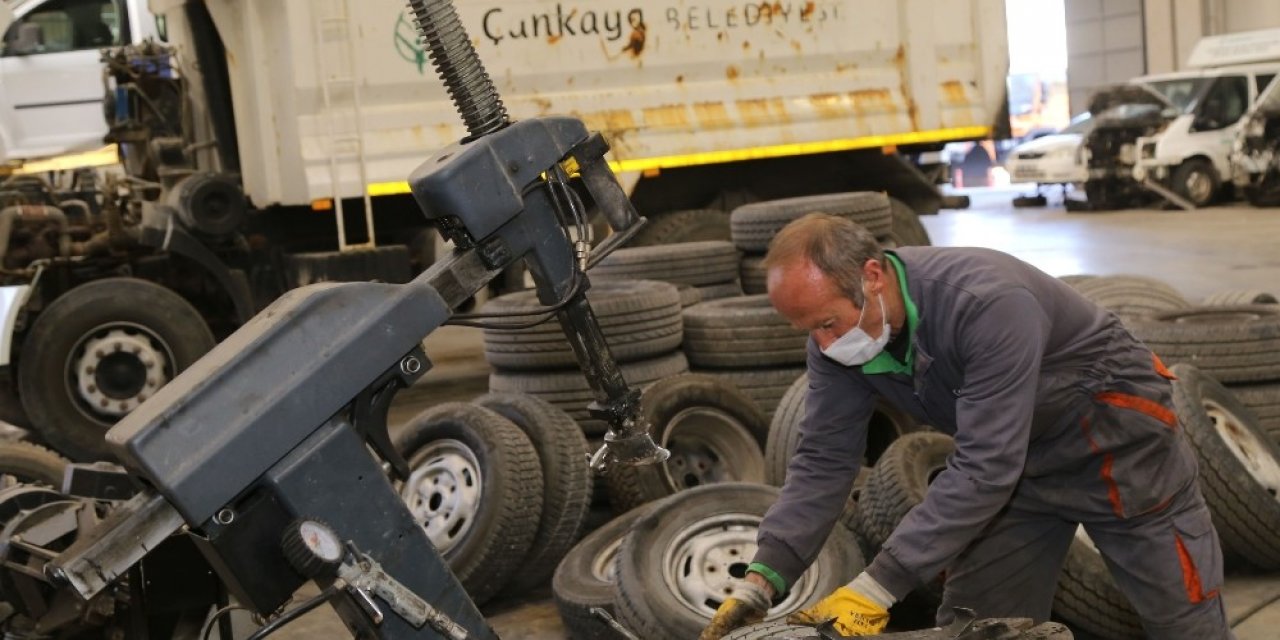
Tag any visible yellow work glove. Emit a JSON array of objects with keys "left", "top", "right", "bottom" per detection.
[
  {"left": 699, "top": 579, "right": 772, "bottom": 640},
  {"left": 787, "top": 573, "right": 893, "bottom": 636}
]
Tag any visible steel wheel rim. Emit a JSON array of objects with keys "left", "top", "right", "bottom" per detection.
[
  {"left": 1184, "top": 169, "right": 1214, "bottom": 204},
  {"left": 402, "top": 439, "right": 484, "bottom": 554},
  {"left": 661, "top": 407, "right": 764, "bottom": 491},
  {"left": 661, "top": 512, "right": 818, "bottom": 620},
  {"left": 66, "top": 322, "right": 175, "bottom": 424},
  {"left": 591, "top": 537, "right": 624, "bottom": 583},
  {"left": 1074, "top": 525, "right": 1100, "bottom": 554},
  {"left": 1205, "top": 400, "right": 1280, "bottom": 501}
]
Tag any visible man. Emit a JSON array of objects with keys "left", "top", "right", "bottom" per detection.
[{"left": 701, "top": 213, "right": 1231, "bottom": 639}]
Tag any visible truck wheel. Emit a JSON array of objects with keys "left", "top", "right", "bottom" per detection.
[
  {"left": 1228, "top": 381, "right": 1280, "bottom": 444},
  {"left": 1129, "top": 305, "right": 1280, "bottom": 383},
  {"left": 0, "top": 441, "right": 69, "bottom": 488},
  {"left": 1172, "top": 159, "right": 1219, "bottom": 208},
  {"left": 393, "top": 402, "right": 543, "bottom": 606},
  {"left": 739, "top": 256, "right": 767, "bottom": 295},
  {"left": 591, "top": 241, "right": 741, "bottom": 287},
  {"left": 682, "top": 296, "right": 808, "bottom": 368},
  {"left": 18, "top": 279, "right": 216, "bottom": 461},
  {"left": 604, "top": 375, "right": 768, "bottom": 512},
  {"left": 1172, "top": 364, "right": 1280, "bottom": 570},
  {"left": 552, "top": 503, "right": 659, "bottom": 640},
  {"left": 693, "top": 366, "right": 806, "bottom": 420},
  {"left": 730, "top": 192, "right": 893, "bottom": 252},
  {"left": 1053, "top": 527, "right": 1143, "bottom": 639},
  {"left": 474, "top": 393, "right": 592, "bottom": 595},
  {"left": 1072, "top": 274, "right": 1190, "bottom": 321},
  {"left": 628, "top": 209, "right": 731, "bottom": 246},
  {"left": 612, "top": 483, "right": 865, "bottom": 640}
]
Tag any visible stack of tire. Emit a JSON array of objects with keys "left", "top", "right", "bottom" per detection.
[
  {"left": 552, "top": 483, "right": 865, "bottom": 640},
  {"left": 1199, "top": 289, "right": 1280, "bottom": 444},
  {"left": 482, "top": 279, "right": 691, "bottom": 438},
  {"left": 732, "top": 192, "right": 918, "bottom": 296},
  {"left": 1064, "top": 274, "right": 1192, "bottom": 322},
  {"left": 393, "top": 395, "right": 593, "bottom": 603},
  {"left": 590, "top": 240, "right": 744, "bottom": 307}
]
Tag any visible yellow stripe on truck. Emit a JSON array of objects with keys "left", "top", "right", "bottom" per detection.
[
  {"left": 13, "top": 145, "right": 120, "bottom": 174},
  {"left": 354, "top": 125, "right": 992, "bottom": 200}
]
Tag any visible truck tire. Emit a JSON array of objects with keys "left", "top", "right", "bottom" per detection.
[
  {"left": 1171, "top": 364, "right": 1280, "bottom": 570},
  {"left": 740, "top": 255, "right": 767, "bottom": 295},
  {"left": 393, "top": 402, "right": 544, "bottom": 606},
  {"left": 682, "top": 296, "right": 808, "bottom": 368},
  {"left": 1172, "top": 158, "right": 1219, "bottom": 208},
  {"left": 0, "top": 441, "right": 70, "bottom": 488},
  {"left": 1072, "top": 275, "right": 1190, "bottom": 320},
  {"left": 722, "top": 620, "right": 1073, "bottom": 639},
  {"left": 730, "top": 192, "right": 893, "bottom": 252},
  {"left": 1129, "top": 306, "right": 1280, "bottom": 383},
  {"left": 488, "top": 352, "right": 690, "bottom": 436},
  {"left": 552, "top": 504, "right": 659, "bottom": 640},
  {"left": 1228, "top": 381, "right": 1280, "bottom": 443},
  {"left": 888, "top": 197, "right": 931, "bottom": 246},
  {"left": 693, "top": 366, "right": 806, "bottom": 419},
  {"left": 612, "top": 483, "right": 865, "bottom": 640},
  {"left": 1053, "top": 528, "right": 1143, "bottom": 640},
  {"left": 628, "top": 209, "right": 731, "bottom": 246},
  {"left": 474, "top": 393, "right": 593, "bottom": 595},
  {"left": 694, "top": 280, "right": 745, "bottom": 303},
  {"left": 481, "top": 280, "right": 682, "bottom": 370},
  {"left": 590, "top": 241, "right": 740, "bottom": 287},
  {"left": 1202, "top": 290, "right": 1278, "bottom": 306},
  {"left": 604, "top": 374, "right": 769, "bottom": 512},
  {"left": 18, "top": 278, "right": 216, "bottom": 462}
]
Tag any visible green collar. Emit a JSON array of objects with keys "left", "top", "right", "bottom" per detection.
[{"left": 861, "top": 252, "right": 917, "bottom": 375}]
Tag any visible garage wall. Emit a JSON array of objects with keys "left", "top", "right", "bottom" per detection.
[
  {"left": 1064, "top": 0, "right": 1147, "bottom": 114},
  {"left": 1144, "top": 0, "right": 1280, "bottom": 75}
]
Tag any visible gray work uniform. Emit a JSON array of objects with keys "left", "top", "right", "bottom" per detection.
[{"left": 752, "top": 247, "right": 1231, "bottom": 639}]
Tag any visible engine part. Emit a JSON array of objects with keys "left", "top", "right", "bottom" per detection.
[{"left": 166, "top": 172, "right": 246, "bottom": 237}]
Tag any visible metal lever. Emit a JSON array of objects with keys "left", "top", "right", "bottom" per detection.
[{"left": 337, "top": 546, "right": 469, "bottom": 640}]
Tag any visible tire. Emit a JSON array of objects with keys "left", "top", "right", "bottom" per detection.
[
  {"left": 693, "top": 366, "right": 807, "bottom": 419},
  {"left": 604, "top": 374, "right": 769, "bottom": 512},
  {"left": 1171, "top": 158, "right": 1219, "bottom": 208},
  {"left": 682, "top": 295, "right": 808, "bottom": 368},
  {"left": 591, "top": 241, "right": 740, "bottom": 287},
  {"left": 612, "top": 483, "right": 866, "bottom": 640},
  {"left": 1058, "top": 274, "right": 1096, "bottom": 286},
  {"left": 628, "top": 209, "right": 731, "bottom": 247},
  {"left": 1128, "top": 305, "right": 1280, "bottom": 384},
  {"left": 1228, "top": 381, "right": 1280, "bottom": 443},
  {"left": 0, "top": 441, "right": 70, "bottom": 488},
  {"left": 695, "top": 281, "right": 744, "bottom": 303},
  {"left": 722, "top": 620, "right": 1073, "bottom": 639},
  {"left": 489, "top": 352, "right": 690, "bottom": 436},
  {"left": 1053, "top": 528, "right": 1144, "bottom": 640},
  {"left": 1072, "top": 275, "right": 1190, "bottom": 321},
  {"left": 393, "top": 402, "right": 544, "bottom": 606},
  {"left": 888, "top": 198, "right": 931, "bottom": 246},
  {"left": 740, "top": 255, "right": 767, "bottom": 295},
  {"left": 552, "top": 504, "right": 659, "bottom": 640},
  {"left": 481, "top": 280, "right": 683, "bottom": 370},
  {"left": 1202, "top": 290, "right": 1278, "bottom": 306},
  {"left": 18, "top": 278, "right": 216, "bottom": 462},
  {"left": 1012, "top": 195, "right": 1049, "bottom": 208},
  {"left": 1171, "top": 364, "right": 1280, "bottom": 570},
  {"left": 474, "top": 393, "right": 593, "bottom": 595},
  {"left": 730, "top": 192, "right": 894, "bottom": 252}
]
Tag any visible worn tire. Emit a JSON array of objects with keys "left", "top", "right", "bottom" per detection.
[
  {"left": 612, "top": 483, "right": 866, "bottom": 640},
  {"left": 730, "top": 192, "right": 893, "bottom": 252},
  {"left": 591, "top": 241, "right": 740, "bottom": 286},
  {"left": 0, "top": 441, "right": 70, "bottom": 488},
  {"left": 693, "top": 366, "right": 806, "bottom": 419},
  {"left": 1228, "top": 381, "right": 1280, "bottom": 442},
  {"left": 474, "top": 393, "right": 593, "bottom": 595},
  {"left": 628, "top": 209, "right": 731, "bottom": 247},
  {"left": 740, "top": 255, "right": 767, "bottom": 295},
  {"left": 604, "top": 374, "right": 769, "bottom": 512},
  {"left": 489, "top": 352, "right": 690, "bottom": 436},
  {"left": 682, "top": 295, "right": 808, "bottom": 368},
  {"left": 1171, "top": 364, "right": 1280, "bottom": 569},
  {"left": 888, "top": 198, "right": 931, "bottom": 246},
  {"left": 1172, "top": 158, "right": 1220, "bottom": 208},
  {"left": 552, "top": 504, "right": 660, "bottom": 640},
  {"left": 1203, "top": 290, "right": 1278, "bottom": 306},
  {"left": 1072, "top": 275, "right": 1190, "bottom": 320},
  {"left": 18, "top": 278, "right": 216, "bottom": 462},
  {"left": 1129, "top": 305, "right": 1280, "bottom": 384},
  {"left": 481, "top": 280, "right": 682, "bottom": 370},
  {"left": 393, "top": 402, "right": 544, "bottom": 606},
  {"left": 1053, "top": 529, "right": 1143, "bottom": 639}
]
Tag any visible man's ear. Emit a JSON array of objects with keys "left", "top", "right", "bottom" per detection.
[{"left": 861, "top": 259, "right": 885, "bottom": 294}]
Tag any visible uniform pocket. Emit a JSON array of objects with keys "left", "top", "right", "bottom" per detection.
[{"left": 1171, "top": 507, "right": 1223, "bottom": 604}]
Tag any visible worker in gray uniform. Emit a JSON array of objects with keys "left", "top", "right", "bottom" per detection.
[{"left": 701, "top": 213, "right": 1232, "bottom": 639}]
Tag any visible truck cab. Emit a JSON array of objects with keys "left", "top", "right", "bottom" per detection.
[{"left": 0, "top": 0, "right": 160, "bottom": 164}]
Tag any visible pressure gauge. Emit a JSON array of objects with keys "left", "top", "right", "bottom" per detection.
[{"left": 282, "top": 518, "right": 345, "bottom": 579}]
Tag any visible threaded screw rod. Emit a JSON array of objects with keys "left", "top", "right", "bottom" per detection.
[{"left": 405, "top": 0, "right": 509, "bottom": 138}]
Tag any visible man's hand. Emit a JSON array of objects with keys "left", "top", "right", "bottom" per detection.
[
  {"left": 698, "top": 575, "right": 774, "bottom": 640},
  {"left": 787, "top": 573, "right": 893, "bottom": 636}
]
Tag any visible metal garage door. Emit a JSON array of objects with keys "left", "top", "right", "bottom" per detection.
[{"left": 1064, "top": 0, "right": 1146, "bottom": 114}]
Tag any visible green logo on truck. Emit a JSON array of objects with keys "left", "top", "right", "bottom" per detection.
[{"left": 394, "top": 13, "right": 428, "bottom": 74}]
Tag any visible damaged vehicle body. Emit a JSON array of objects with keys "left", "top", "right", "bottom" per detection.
[
  {"left": 1230, "top": 78, "right": 1280, "bottom": 207},
  {"left": 1082, "top": 85, "right": 1178, "bottom": 210}
]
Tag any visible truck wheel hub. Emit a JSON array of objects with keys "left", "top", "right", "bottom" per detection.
[
  {"left": 402, "top": 439, "right": 483, "bottom": 554},
  {"left": 661, "top": 407, "right": 764, "bottom": 491},
  {"left": 1206, "top": 400, "right": 1280, "bottom": 499},
  {"left": 71, "top": 326, "right": 172, "bottom": 420}
]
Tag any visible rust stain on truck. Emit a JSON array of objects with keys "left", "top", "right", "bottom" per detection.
[
  {"left": 643, "top": 105, "right": 691, "bottom": 128},
  {"left": 693, "top": 102, "right": 733, "bottom": 129},
  {"left": 736, "top": 98, "right": 789, "bottom": 126},
  {"left": 941, "top": 80, "right": 968, "bottom": 105}
]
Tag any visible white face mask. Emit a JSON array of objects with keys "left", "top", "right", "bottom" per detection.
[{"left": 821, "top": 292, "right": 890, "bottom": 366}]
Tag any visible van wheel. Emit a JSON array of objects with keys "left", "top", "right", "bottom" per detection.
[
  {"left": 1172, "top": 159, "right": 1219, "bottom": 207},
  {"left": 18, "top": 279, "right": 216, "bottom": 462}
]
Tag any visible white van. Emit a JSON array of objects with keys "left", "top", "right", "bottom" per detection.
[
  {"left": 0, "top": 0, "right": 160, "bottom": 164},
  {"left": 1130, "top": 29, "right": 1280, "bottom": 207}
]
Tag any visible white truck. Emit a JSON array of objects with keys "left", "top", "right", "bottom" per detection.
[{"left": 0, "top": 0, "right": 1010, "bottom": 461}]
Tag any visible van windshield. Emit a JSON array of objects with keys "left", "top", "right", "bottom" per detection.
[{"left": 1142, "top": 78, "right": 1211, "bottom": 113}]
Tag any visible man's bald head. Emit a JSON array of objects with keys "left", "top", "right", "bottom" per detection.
[{"left": 763, "top": 213, "right": 883, "bottom": 307}]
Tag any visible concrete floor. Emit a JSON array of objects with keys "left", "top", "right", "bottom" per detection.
[{"left": 272, "top": 188, "right": 1280, "bottom": 639}]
